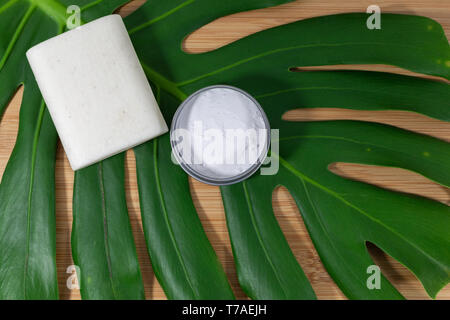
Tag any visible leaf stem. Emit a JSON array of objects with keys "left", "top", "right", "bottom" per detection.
[{"left": 141, "top": 61, "right": 187, "bottom": 101}]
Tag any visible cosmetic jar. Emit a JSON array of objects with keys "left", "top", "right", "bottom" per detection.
[{"left": 170, "top": 85, "right": 270, "bottom": 186}]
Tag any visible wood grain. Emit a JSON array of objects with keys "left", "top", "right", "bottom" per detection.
[{"left": 0, "top": 0, "right": 449, "bottom": 300}]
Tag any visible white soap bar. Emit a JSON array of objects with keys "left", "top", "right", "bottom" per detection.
[{"left": 26, "top": 15, "right": 168, "bottom": 171}]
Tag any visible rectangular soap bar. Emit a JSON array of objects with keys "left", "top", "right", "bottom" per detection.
[{"left": 26, "top": 15, "right": 168, "bottom": 170}]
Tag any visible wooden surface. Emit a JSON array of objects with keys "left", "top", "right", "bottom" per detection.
[{"left": 1, "top": 0, "right": 449, "bottom": 300}]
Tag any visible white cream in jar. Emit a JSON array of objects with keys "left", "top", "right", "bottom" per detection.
[{"left": 171, "top": 85, "right": 270, "bottom": 185}]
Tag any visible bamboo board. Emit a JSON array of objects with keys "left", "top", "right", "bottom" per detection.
[{"left": 0, "top": 0, "right": 449, "bottom": 300}]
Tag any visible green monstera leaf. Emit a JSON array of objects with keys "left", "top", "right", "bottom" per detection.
[
  {"left": 0, "top": 0, "right": 449, "bottom": 300},
  {"left": 0, "top": 0, "right": 137, "bottom": 300},
  {"left": 124, "top": 0, "right": 450, "bottom": 300}
]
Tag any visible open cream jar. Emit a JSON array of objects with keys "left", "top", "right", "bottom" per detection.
[{"left": 170, "top": 85, "right": 270, "bottom": 186}]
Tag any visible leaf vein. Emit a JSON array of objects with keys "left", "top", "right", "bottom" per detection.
[
  {"left": 0, "top": 0, "right": 19, "bottom": 14},
  {"left": 98, "top": 162, "right": 118, "bottom": 298},
  {"left": 279, "top": 135, "right": 448, "bottom": 175},
  {"left": 243, "top": 180, "right": 287, "bottom": 298},
  {"left": 153, "top": 138, "right": 198, "bottom": 298},
  {"left": 277, "top": 154, "right": 449, "bottom": 273},
  {"left": 23, "top": 98, "right": 45, "bottom": 298},
  {"left": 81, "top": 0, "right": 105, "bottom": 11},
  {"left": 177, "top": 42, "right": 425, "bottom": 87},
  {"left": 128, "top": 0, "right": 196, "bottom": 35},
  {"left": 299, "top": 178, "right": 369, "bottom": 289},
  {"left": 0, "top": 4, "right": 35, "bottom": 72}
]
